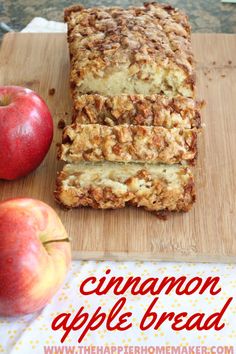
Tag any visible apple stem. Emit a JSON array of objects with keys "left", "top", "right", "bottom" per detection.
[
  {"left": 42, "top": 237, "right": 71, "bottom": 245},
  {"left": 0, "top": 95, "right": 11, "bottom": 106}
]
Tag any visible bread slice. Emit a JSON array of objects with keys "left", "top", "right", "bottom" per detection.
[
  {"left": 55, "top": 162, "right": 195, "bottom": 212},
  {"left": 65, "top": 3, "right": 195, "bottom": 98},
  {"left": 72, "top": 94, "right": 201, "bottom": 129},
  {"left": 58, "top": 124, "right": 197, "bottom": 165}
]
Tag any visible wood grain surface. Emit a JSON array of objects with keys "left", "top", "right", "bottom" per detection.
[{"left": 0, "top": 33, "right": 235, "bottom": 262}]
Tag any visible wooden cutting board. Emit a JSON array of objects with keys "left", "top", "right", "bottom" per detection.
[{"left": 0, "top": 33, "right": 235, "bottom": 262}]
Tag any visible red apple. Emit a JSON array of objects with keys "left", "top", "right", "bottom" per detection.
[
  {"left": 0, "top": 86, "right": 53, "bottom": 180},
  {"left": 0, "top": 198, "right": 71, "bottom": 316}
]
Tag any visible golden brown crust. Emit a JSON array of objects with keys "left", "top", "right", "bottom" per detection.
[
  {"left": 64, "top": 4, "right": 84, "bottom": 21},
  {"left": 55, "top": 162, "right": 195, "bottom": 212},
  {"left": 65, "top": 2, "right": 195, "bottom": 97},
  {"left": 72, "top": 94, "right": 202, "bottom": 128},
  {"left": 58, "top": 124, "right": 197, "bottom": 165}
]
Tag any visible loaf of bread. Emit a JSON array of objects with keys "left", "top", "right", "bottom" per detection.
[
  {"left": 56, "top": 3, "right": 200, "bottom": 214},
  {"left": 55, "top": 162, "right": 195, "bottom": 212}
]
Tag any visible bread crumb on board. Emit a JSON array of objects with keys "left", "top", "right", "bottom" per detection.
[
  {"left": 57, "top": 119, "right": 66, "bottom": 129},
  {"left": 49, "top": 88, "right": 56, "bottom": 96}
]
